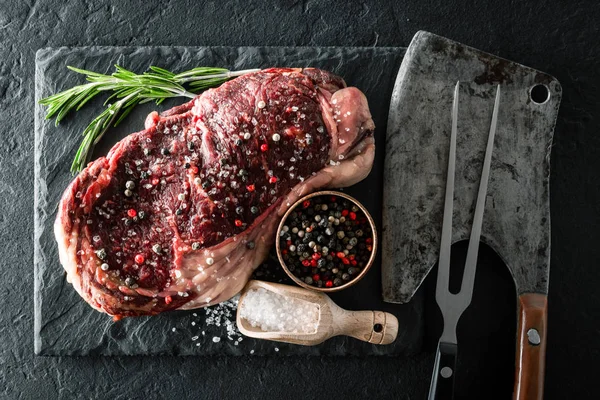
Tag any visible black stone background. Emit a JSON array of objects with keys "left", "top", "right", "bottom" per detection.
[{"left": 1, "top": 0, "right": 598, "bottom": 399}]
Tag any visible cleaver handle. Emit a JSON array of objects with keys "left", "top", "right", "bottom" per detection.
[{"left": 513, "top": 293, "right": 548, "bottom": 400}]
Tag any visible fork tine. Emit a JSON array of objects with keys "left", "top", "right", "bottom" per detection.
[
  {"left": 435, "top": 81, "right": 460, "bottom": 302},
  {"left": 459, "top": 85, "right": 501, "bottom": 303}
]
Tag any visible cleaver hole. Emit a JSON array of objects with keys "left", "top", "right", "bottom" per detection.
[{"left": 530, "top": 84, "right": 550, "bottom": 104}]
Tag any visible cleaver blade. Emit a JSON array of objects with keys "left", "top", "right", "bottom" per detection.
[{"left": 381, "top": 31, "right": 561, "bottom": 399}]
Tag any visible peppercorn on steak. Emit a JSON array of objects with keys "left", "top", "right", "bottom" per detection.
[{"left": 55, "top": 68, "right": 375, "bottom": 317}]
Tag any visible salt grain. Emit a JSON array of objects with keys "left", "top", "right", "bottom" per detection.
[{"left": 239, "top": 288, "right": 319, "bottom": 334}]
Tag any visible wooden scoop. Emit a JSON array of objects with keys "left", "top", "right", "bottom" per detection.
[{"left": 236, "top": 280, "right": 398, "bottom": 346}]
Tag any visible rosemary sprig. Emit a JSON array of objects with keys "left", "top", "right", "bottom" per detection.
[{"left": 39, "top": 65, "right": 259, "bottom": 172}]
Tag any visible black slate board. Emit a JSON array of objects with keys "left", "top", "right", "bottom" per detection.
[{"left": 34, "top": 46, "right": 420, "bottom": 356}]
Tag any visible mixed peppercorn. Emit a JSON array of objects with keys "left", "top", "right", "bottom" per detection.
[{"left": 278, "top": 194, "right": 374, "bottom": 289}]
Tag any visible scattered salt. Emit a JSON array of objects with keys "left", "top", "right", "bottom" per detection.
[
  {"left": 239, "top": 288, "right": 319, "bottom": 334},
  {"left": 203, "top": 296, "right": 242, "bottom": 343}
]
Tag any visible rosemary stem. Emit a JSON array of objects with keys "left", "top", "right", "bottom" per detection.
[
  {"left": 178, "top": 68, "right": 260, "bottom": 83},
  {"left": 228, "top": 68, "right": 261, "bottom": 77},
  {"left": 92, "top": 90, "right": 141, "bottom": 146},
  {"left": 178, "top": 89, "right": 197, "bottom": 98}
]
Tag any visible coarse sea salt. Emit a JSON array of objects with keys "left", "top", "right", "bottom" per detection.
[
  {"left": 239, "top": 288, "right": 319, "bottom": 334},
  {"left": 197, "top": 295, "right": 243, "bottom": 346}
]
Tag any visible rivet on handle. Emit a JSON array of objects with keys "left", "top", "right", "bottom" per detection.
[
  {"left": 527, "top": 328, "right": 541, "bottom": 345},
  {"left": 440, "top": 367, "right": 453, "bottom": 378}
]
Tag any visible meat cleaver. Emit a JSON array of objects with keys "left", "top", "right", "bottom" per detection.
[{"left": 382, "top": 31, "right": 561, "bottom": 399}]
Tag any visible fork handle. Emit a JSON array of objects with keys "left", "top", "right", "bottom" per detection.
[
  {"left": 428, "top": 341, "right": 457, "bottom": 400},
  {"left": 513, "top": 293, "right": 547, "bottom": 400}
]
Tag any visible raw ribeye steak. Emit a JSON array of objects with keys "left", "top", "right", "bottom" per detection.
[{"left": 55, "top": 68, "right": 375, "bottom": 317}]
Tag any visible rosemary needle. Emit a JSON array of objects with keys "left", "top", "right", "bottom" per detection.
[{"left": 39, "top": 65, "right": 259, "bottom": 173}]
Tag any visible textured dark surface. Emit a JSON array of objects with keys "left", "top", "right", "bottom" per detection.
[
  {"left": 34, "top": 46, "right": 421, "bottom": 356},
  {"left": 382, "top": 31, "right": 561, "bottom": 304},
  {"left": 1, "top": 0, "right": 599, "bottom": 399}
]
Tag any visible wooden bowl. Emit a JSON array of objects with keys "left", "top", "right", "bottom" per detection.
[{"left": 275, "top": 190, "right": 378, "bottom": 293}]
